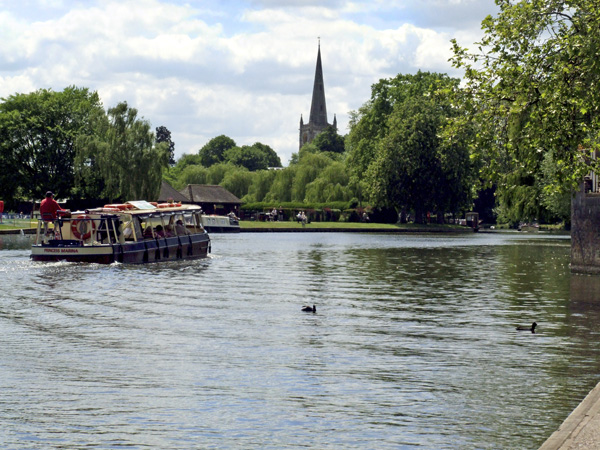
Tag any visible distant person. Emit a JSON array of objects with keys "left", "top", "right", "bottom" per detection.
[{"left": 39, "top": 191, "right": 65, "bottom": 221}]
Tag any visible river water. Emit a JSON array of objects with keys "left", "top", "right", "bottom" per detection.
[{"left": 1, "top": 231, "right": 598, "bottom": 449}]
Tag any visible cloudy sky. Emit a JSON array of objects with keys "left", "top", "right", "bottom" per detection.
[{"left": 0, "top": 0, "right": 498, "bottom": 165}]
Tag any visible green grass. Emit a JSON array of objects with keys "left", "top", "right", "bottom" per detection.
[
  {"left": 240, "top": 220, "right": 467, "bottom": 230},
  {"left": 0, "top": 219, "right": 37, "bottom": 230}
]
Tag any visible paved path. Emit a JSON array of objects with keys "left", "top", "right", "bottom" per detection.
[{"left": 540, "top": 381, "right": 600, "bottom": 449}]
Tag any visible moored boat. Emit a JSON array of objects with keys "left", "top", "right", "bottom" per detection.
[
  {"left": 200, "top": 213, "right": 240, "bottom": 233},
  {"left": 31, "top": 200, "right": 210, "bottom": 264}
]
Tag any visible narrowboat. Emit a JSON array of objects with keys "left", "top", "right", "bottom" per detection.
[{"left": 31, "top": 201, "right": 211, "bottom": 264}]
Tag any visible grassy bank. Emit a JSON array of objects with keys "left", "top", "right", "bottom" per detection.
[
  {"left": 240, "top": 220, "right": 469, "bottom": 231},
  {"left": 0, "top": 219, "right": 36, "bottom": 230}
]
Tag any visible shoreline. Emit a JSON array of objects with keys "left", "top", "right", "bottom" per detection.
[
  {"left": 240, "top": 226, "right": 475, "bottom": 233},
  {"left": 539, "top": 381, "right": 600, "bottom": 449}
]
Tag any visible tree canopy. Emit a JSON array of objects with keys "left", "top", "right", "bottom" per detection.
[
  {"left": 225, "top": 142, "right": 282, "bottom": 171},
  {"left": 198, "top": 135, "right": 237, "bottom": 167},
  {"left": 156, "top": 125, "right": 175, "bottom": 166},
  {"left": 347, "top": 71, "right": 475, "bottom": 222},
  {"left": 76, "top": 102, "right": 169, "bottom": 202},
  {"left": 0, "top": 87, "right": 104, "bottom": 201},
  {"left": 451, "top": 0, "right": 600, "bottom": 221}
]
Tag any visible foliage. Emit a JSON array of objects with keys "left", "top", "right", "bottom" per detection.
[
  {"left": 220, "top": 166, "right": 253, "bottom": 199},
  {"left": 451, "top": 0, "right": 600, "bottom": 218},
  {"left": 225, "top": 142, "right": 282, "bottom": 171},
  {"left": 264, "top": 166, "right": 296, "bottom": 203},
  {"left": 292, "top": 152, "right": 334, "bottom": 201},
  {"left": 76, "top": 102, "right": 169, "bottom": 202},
  {"left": 156, "top": 125, "right": 176, "bottom": 165},
  {"left": 0, "top": 86, "right": 104, "bottom": 202},
  {"left": 304, "top": 162, "right": 350, "bottom": 203},
  {"left": 309, "top": 125, "right": 345, "bottom": 154},
  {"left": 179, "top": 164, "right": 209, "bottom": 188},
  {"left": 242, "top": 170, "right": 277, "bottom": 203},
  {"left": 198, "top": 135, "right": 236, "bottom": 167},
  {"left": 347, "top": 71, "right": 475, "bottom": 222}
]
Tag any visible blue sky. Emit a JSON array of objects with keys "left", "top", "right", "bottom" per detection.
[{"left": 0, "top": 0, "right": 498, "bottom": 165}]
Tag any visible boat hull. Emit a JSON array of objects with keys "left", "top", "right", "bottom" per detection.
[{"left": 31, "top": 234, "right": 211, "bottom": 264}]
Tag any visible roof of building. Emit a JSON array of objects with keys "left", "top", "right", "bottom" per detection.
[
  {"left": 182, "top": 184, "right": 241, "bottom": 205},
  {"left": 158, "top": 180, "right": 191, "bottom": 203}
]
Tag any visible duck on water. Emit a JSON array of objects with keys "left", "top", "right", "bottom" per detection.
[
  {"left": 302, "top": 305, "right": 316, "bottom": 313},
  {"left": 516, "top": 322, "right": 537, "bottom": 333}
]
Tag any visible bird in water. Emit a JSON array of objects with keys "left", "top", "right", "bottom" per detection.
[
  {"left": 516, "top": 322, "right": 537, "bottom": 333},
  {"left": 302, "top": 304, "right": 316, "bottom": 313}
]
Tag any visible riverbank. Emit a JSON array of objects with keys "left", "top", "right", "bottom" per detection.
[
  {"left": 239, "top": 221, "right": 475, "bottom": 233},
  {"left": 540, "top": 381, "right": 600, "bottom": 449},
  {"left": 0, "top": 221, "right": 476, "bottom": 235}
]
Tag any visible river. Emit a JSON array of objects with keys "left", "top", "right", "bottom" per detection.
[{"left": 0, "top": 231, "right": 597, "bottom": 449}]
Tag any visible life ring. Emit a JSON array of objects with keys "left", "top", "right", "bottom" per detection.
[{"left": 71, "top": 215, "right": 96, "bottom": 240}]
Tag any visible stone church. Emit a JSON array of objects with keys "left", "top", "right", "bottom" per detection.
[{"left": 299, "top": 43, "right": 337, "bottom": 150}]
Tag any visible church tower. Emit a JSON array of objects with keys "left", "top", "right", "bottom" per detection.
[{"left": 299, "top": 42, "right": 335, "bottom": 149}]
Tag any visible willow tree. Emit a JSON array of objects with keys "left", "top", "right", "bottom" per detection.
[
  {"left": 451, "top": 0, "right": 600, "bottom": 220},
  {"left": 76, "top": 102, "right": 169, "bottom": 202}
]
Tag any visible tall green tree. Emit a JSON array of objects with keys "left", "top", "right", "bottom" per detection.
[
  {"left": 347, "top": 71, "right": 474, "bottom": 222},
  {"left": 156, "top": 125, "right": 175, "bottom": 166},
  {"left": 225, "top": 142, "right": 282, "bottom": 171},
  {"left": 76, "top": 102, "right": 169, "bottom": 201},
  {"left": 451, "top": 0, "right": 600, "bottom": 212},
  {"left": 198, "top": 135, "right": 236, "bottom": 167},
  {"left": 0, "top": 86, "right": 103, "bottom": 202}
]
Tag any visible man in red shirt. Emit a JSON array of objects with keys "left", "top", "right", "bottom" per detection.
[{"left": 40, "top": 191, "right": 64, "bottom": 221}]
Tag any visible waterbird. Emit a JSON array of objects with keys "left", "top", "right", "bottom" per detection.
[
  {"left": 516, "top": 322, "right": 537, "bottom": 333},
  {"left": 302, "top": 304, "right": 316, "bottom": 313}
]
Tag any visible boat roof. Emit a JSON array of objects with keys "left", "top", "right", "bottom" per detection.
[{"left": 81, "top": 201, "right": 203, "bottom": 217}]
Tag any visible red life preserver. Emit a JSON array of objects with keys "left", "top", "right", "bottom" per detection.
[{"left": 71, "top": 215, "right": 95, "bottom": 240}]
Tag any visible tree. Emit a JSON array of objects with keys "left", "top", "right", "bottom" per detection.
[
  {"left": 451, "top": 0, "right": 600, "bottom": 211},
  {"left": 198, "top": 135, "right": 236, "bottom": 167},
  {"left": 265, "top": 166, "right": 296, "bottom": 203},
  {"left": 305, "top": 161, "right": 350, "bottom": 202},
  {"left": 220, "top": 166, "right": 253, "bottom": 199},
  {"left": 180, "top": 164, "right": 209, "bottom": 187},
  {"left": 310, "top": 125, "right": 345, "bottom": 155},
  {"left": 76, "top": 102, "right": 169, "bottom": 201},
  {"left": 292, "top": 152, "right": 334, "bottom": 201},
  {"left": 243, "top": 170, "right": 277, "bottom": 203},
  {"left": 156, "top": 126, "right": 175, "bottom": 165},
  {"left": 0, "top": 86, "right": 104, "bottom": 202},
  {"left": 347, "top": 71, "right": 474, "bottom": 222},
  {"left": 225, "top": 142, "right": 282, "bottom": 171}
]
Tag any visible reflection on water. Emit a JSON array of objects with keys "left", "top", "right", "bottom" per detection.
[{"left": 1, "top": 231, "right": 596, "bottom": 449}]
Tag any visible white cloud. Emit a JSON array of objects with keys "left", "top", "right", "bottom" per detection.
[{"left": 0, "top": 0, "right": 498, "bottom": 165}]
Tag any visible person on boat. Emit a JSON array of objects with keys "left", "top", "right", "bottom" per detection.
[
  {"left": 164, "top": 225, "right": 174, "bottom": 237},
  {"left": 40, "top": 191, "right": 66, "bottom": 237},
  {"left": 40, "top": 191, "right": 65, "bottom": 221},
  {"left": 143, "top": 225, "right": 154, "bottom": 239},
  {"left": 175, "top": 219, "right": 190, "bottom": 235},
  {"left": 155, "top": 225, "right": 166, "bottom": 238}
]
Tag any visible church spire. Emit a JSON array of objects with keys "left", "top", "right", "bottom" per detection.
[
  {"left": 308, "top": 42, "right": 328, "bottom": 127},
  {"left": 299, "top": 40, "right": 333, "bottom": 150}
]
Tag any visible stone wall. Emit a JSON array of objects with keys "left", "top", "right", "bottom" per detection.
[{"left": 571, "top": 185, "right": 600, "bottom": 274}]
